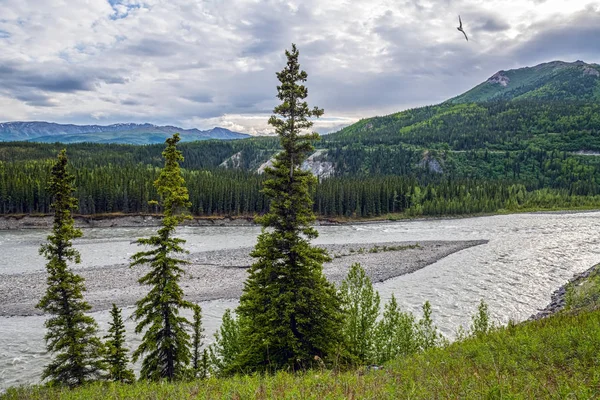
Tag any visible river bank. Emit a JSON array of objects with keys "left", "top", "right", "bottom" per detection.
[
  {"left": 0, "top": 240, "right": 487, "bottom": 316},
  {"left": 2, "top": 207, "right": 600, "bottom": 230},
  {"left": 530, "top": 263, "right": 600, "bottom": 320}
]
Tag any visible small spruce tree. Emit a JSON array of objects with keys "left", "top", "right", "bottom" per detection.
[
  {"left": 339, "top": 263, "right": 380, "bottom": 364},
  {"left": 236, "top": 44, "right": 343, "bottom": 372},
  {"left": 191, "top": 304, "right": 205, "bottom": 377},
  {"left": 416, "top": 301, "right": 443, "bottom": 351},
  {"left": 470, "top": 299, "right": 492, "bottom": 337},
  {"left": 37, "top": 149, "right": 105, "bottom": 387},
  {"left": 104, "top": 304, "right": 135, "bottom": 383},
  {"left": 131, "top": 133, "right": 194, "bottom": 381},
  {"left": 199, "top": 349, "right": 209, "bottom": 379}
]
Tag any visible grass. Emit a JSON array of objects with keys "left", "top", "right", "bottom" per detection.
[
  {"left": 565, "top": 265, "right": 600, "bottom": 313},
  {"left": 334, "top": 243, "right": 421, "bottom": 258},
  {"left": 4, "top": 307, "right": 600, "bottom": 399}
]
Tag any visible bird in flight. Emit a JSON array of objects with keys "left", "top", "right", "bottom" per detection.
[{"left": 457, "top": 15, "right": 468, "bottom": 41}]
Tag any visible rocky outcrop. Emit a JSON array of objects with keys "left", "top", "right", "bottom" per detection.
[
  {"left": 257, "top": 149, "right": 335, "bottom": 178},
  {"left": 301, "top": 149, "right": 335, "bottom": 179},
  {"left": 487, "top": 71, "right": 510, "bottom": 87},
  {"left": 256, "top": 156, "right": 275, "bottom": 174},
  {"left": 417, "top": 151, "right": 444, "bottom": 174},
  {"left": 219, "top": 151, "right": 243, "bottom": 169},
  {"left": 583, "top": 66, "right": 600, "bottom": 77}
]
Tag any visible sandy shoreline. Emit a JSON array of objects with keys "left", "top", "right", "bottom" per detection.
[{"left": 0, "top": 240, "right": 487, "bottom": 316}]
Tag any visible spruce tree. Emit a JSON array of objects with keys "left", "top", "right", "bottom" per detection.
[
  {"left": 131, "top": 133, "right": 194, "bottom": 381},
  {"left": 416, "top": 301, "right": 443, "bottom": 351},
  {"left": 36, "top": 149, "right": 105, "bottom": 387},
  {"left": 104, "top": 304, "right": 135, "bottom": 383},
  {"left": 470, "top": 299, "right": 492, "bottom": 337},
  {"left": 191, "top": 304, "right": 205, "bottom": 377},
  {"left": 236, "top": 44, "right": 343, "bottom": 372}
]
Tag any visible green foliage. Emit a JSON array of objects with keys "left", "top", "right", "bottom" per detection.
[
  {"left": 104, "top": 304, "right": 135, "bottom": 383},
  {"left": 3, "top": 140, "right": 600, "bottom": 219},
  {"left": 8, "top": 309, "right": 600, "bottom": 399},
  {"left": 339, "top": 263, "right": 380, "bottom": 364},
  {"left": 208, "top": 309, "right": 242, "bottom": 376},
  {"left": 470, "top": 299, "right": 492, "bottom": 337},
  {"left": 130, "top": 134, "right": 194, "bottom": 381},
  {"left": 565, "top": 265, "right": 600, "bottom": 312},
  {"left": 36, "top": 150, "right": 105, "bottom": 387},
  {"left": 190, "top": 304, "right": 206, "bottom": 378},
  {"left": 415, "top": 301, "right": 444, "bottom": 351},
  {"left": 235, "top": 44, "right": 343, "bottom": 372},
  {"left": 374, "top": 295, "right": 417, "bottom": 364}
]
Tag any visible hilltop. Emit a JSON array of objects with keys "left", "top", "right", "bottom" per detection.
[{"left": 447, "top": 60, "right": 600, "bottom": 103}]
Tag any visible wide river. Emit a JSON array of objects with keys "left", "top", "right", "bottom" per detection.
[{"left": 1, "top": 211, "right": 600, "bottom": 390}]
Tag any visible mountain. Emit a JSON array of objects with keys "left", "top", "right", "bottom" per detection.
[
  {"left": 447, "top": 60, "right": 600, "bottom": 104},
  {"left": 0, "top": 122, "right": 249, "bottom": 144},
  {"left": 327, "top": 60, "right": 600, "bottom": 151}
]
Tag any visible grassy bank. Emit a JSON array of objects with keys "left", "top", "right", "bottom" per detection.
[{"left": 4, "top": 306, "right": 600, "bottom": 399}]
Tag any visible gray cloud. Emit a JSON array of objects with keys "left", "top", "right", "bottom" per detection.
[
  {"left": 124, "top": 38, "right": 183, "bottom": 57},
  {"left": 509, "top": 12, "right": 600, "bottom": 65},
  {"left": 185, "top": 94, "right": 213, "bottom": 103},
  {"left": 0, "top": 0, "right": 599, "bottom": 133},
  {"left": 13, "top": 92, "right": 55, "bottom": 107},
  {"left": 477, "top": 17, "right": 511, "bottom": 32}
]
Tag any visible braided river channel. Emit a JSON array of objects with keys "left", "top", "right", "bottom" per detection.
[{"left": 2, "top": 211, "right": 600, "bottom": 390}]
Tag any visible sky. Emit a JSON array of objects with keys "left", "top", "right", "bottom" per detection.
[{"left": 0, "top": 0, "right": 599, "bottom": 135}]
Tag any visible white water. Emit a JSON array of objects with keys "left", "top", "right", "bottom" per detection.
[{"left": 1, "top": 211, "right": 600, "bottom": 390}]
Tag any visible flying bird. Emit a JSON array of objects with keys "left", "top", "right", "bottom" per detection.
[{"left": 457, "top": 15, "right": 468, "bottom": 41}]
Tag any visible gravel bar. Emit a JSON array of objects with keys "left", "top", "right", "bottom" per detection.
[{"left": 0, "top": 240, "right": 487, "bottom": 316}]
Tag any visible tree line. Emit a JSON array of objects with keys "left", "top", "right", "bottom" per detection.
[{"left": 2, "top": 161, "right": 600, "bottom": 218}]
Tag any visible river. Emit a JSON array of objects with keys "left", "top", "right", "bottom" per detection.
[{"left": 1, "top": 211, "right": 600, "bottom": 390}]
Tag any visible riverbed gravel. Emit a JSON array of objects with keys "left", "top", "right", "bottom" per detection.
[{"left": 0, "top": 240, "right": 487, "bottom": 316}]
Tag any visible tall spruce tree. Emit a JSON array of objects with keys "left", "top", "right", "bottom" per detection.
[
  {"left": 236, "top": 44, "right": 343, "bottom": 372},
  {"left": 37, "top": 149, "right": 105, "bottom": 387},
  {"left": 131, "top": 133, "right": 194, "bottom": 381},
  {"left": 104, "top": 304, "right": 135, "bottom": 383}
]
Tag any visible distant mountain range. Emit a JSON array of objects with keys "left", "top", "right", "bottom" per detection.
[
  {"left": 0, "top": 122, "right": 249, "bottom": 144},
  {"left": 447, "top": 60, "right": 600, "bottom": 104}
]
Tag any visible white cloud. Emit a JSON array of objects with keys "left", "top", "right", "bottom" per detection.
[{"left": 0, "top": 0, "right": 598, "bottom": 134}]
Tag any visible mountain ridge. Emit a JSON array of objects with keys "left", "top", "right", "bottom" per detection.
[
  {"left": 447, "top": 60, "right": 600, "bottom": 104},
  {"left": 0, "top": 121, "right": 249, "bottom": 144}
]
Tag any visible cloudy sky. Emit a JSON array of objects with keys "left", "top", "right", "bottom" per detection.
[{"left": 1, "top": 0, "right": 599, "bottom": 134}]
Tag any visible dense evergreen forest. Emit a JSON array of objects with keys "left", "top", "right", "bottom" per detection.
[{"left": 1, "top": 99, "right": 600, "bottom": 218}]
